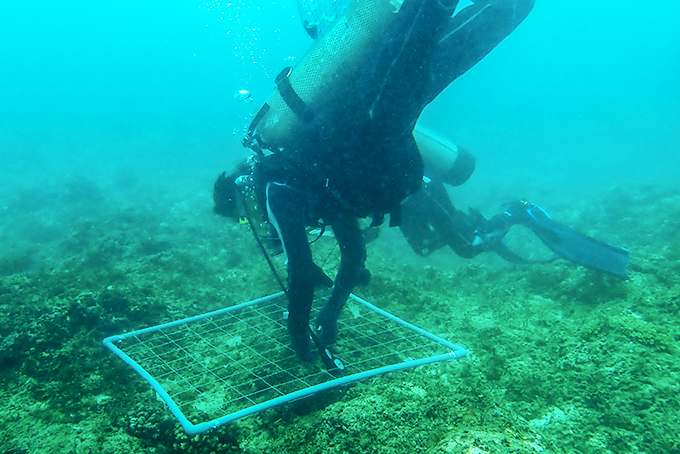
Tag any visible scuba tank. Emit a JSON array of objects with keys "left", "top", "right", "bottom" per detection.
[
  {"left": 413, "top": 124, "right": 476, "bottom": 187},
  {"left": 244, "top": 0, "right": 402, "bottom": 152}
]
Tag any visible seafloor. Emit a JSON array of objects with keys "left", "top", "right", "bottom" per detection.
[{"left": 1, "top": 173, "right": 679, "bottom": 454}]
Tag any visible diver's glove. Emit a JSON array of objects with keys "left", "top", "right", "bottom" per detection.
[
  {"left": 314, "top": 303, "right": 342, "bottom": 348},
  {"left": 314, "top": 267, "right": 371, "bottom": 347}
]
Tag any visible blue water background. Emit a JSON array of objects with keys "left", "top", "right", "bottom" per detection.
[{"left": 1, "top": 0, "right": 679, "bottom": 225}]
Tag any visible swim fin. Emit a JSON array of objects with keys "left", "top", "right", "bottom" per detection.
[{"left": 503, "top": 200, "right": 630, "bottom": 279}]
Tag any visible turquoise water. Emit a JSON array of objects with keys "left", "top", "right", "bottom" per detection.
[
  {"left": 2, "top": 1, "right": 678, "bottom": 194},
  {"left": 1, "top": 1, "right": 680, "bottom": 453}
]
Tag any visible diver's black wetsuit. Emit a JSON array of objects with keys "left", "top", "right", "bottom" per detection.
[
  {"left": 398, "top": 182, "right": 631, "bottom": 279},
  {"left": 256, "top": 0, "right": 534, "bottom": 360},
  {"left": 427, "top": 0, "right": 535, "bottom": 105},
  {"left": 400, "top": 179, "right": 483, "bottom": 258}
]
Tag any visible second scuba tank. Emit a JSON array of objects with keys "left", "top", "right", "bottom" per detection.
[{"left": 413, "top": 124, "right": 476, "bottom": 187}]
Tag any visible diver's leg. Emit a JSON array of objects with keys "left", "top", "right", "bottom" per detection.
[
  {"left": 369, "top": 0, "right": 460, "bottom": 137},
  {"left": 421, "top": 181, "right": 483, "bottom": 258},
  {"left": 400, "top": 190, "right": 447, "bottom": 256},
  {"left": 424, "top": 0, "right": 535, "bottom": 104},
  {"left": 266, "top": 182, "right": 316, "bottom": 361},
  {"left": 315, "top": 214, "right": 367, "bottom": 346}
]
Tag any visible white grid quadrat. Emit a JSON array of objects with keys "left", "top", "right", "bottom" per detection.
[{"left": 103, "top": 291, "right": 467, "bottom": 435}]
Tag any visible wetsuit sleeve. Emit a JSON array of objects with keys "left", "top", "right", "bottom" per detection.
[
  {"left": 314, "top": 213, "right": 367, "bottom": 347},
  {"left": 266, "top": 182, "right": 329, "bottom": 361}
]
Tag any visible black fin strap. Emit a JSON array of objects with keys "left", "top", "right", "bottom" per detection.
[{"left": 275, "top": 67, "right": 314, "bottom": 123}]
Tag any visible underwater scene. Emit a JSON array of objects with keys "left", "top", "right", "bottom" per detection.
[{"left": 1, "top": 0, "right": 679, "bottom": 453}]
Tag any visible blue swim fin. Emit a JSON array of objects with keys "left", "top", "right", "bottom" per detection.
[{"left": 505, "top": 201, "right": 630, "bottom": 279}]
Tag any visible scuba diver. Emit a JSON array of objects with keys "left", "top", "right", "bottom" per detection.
[
  {"left": 395, "top": 125, "right": 631, "bottom": 279},
  {"left": 399, "top": 184, "right": 632, "bottom": 280},
  {"left": 215, "top": 133, "right": 631, "bottom": 311},
  {"left": 219, "top": 0, "right": 535, "bottom": 363}
]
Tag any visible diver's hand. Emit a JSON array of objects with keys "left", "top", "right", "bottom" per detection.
[
  {"left": 314, "top": 265, "right": 370, "bottom": 347},
  {"left": 314, "top": 304, "right": 340, "bottom": 347}
]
